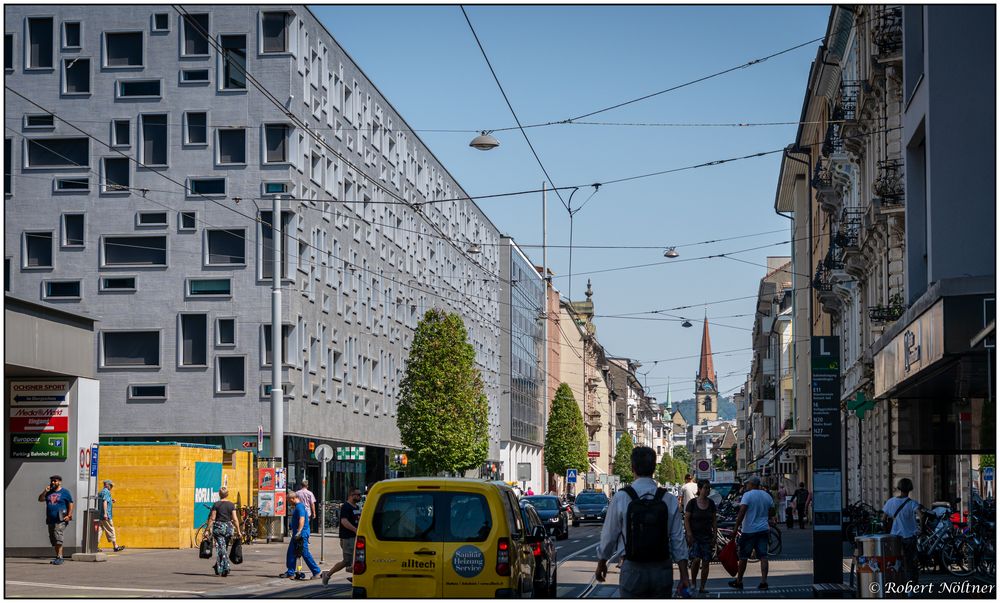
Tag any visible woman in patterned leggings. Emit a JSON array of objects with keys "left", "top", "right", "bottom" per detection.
[{"left": 207, "top": 487, "right": 242, "bottom": 577}]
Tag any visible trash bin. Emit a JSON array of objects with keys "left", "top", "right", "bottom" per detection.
[
  {"left": 83, "top": 509, "right": 101, "bottom": 554},
  {"left": 854, "top": 534, "right": 903, "bottom": 598}
]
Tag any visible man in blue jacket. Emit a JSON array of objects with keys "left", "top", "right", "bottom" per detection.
[{"left": 280, "top": 490, "right": 322, "bottom": 579}]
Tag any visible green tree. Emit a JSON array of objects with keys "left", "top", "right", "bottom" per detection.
[
  {"left": 714, "top": 448, "right": 737, "bottom": 471},
  {"left": 674, "top": 458, "right": 688, "bottom": 483},
  {"left": 612, "top": 432, "right": 635, "bottom": 483},
  {"left": 397, "top": 309, "right": 488, "bottom": 475},
  {"left": 656, "top": 453, "right": 673, "bottom": 485},
  {"left": 544, "top": 383, "right": 589, "bottom": 479},
  {"left": 672, "top": 445, "right": 692, "bottom": 464},
  {"left": 981, "top": 454, "right": 996, "bottom": 470}
]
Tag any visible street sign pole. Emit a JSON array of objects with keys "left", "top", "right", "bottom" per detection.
[{"left": 314, "top": 444, "right": 334, "bottom": 563}]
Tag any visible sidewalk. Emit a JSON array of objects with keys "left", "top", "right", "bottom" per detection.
[{"left": 4, "top": 534, "right": 353, "bottom": 598}]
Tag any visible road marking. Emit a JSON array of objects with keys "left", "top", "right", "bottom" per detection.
[
  {"left": 5, "top": 580, "right": 204, "bottom": 595},
  {"left": 571, "top": 539, "right": 581, "bottom": 543}
]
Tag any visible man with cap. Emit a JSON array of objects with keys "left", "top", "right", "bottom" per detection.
[
  {"left": 38, "top": 475, "right": 74, "bottom": 564},
  {"left": 728, "top": 476, "right": 775, "bottom": 591},
  {"left": 97, "top": 479, "right": 125, "bottom": 552}
]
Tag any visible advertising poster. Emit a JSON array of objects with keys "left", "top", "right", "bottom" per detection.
[
  {"left": 274, "top": 491, "right": 287, "bottom": 516},
  {"left": 275, "top": 467, "right": 286, "bottom": 491},
  {"left": 258, "top": 492, "right": 275, "bottom": 517},
  {"left": 258, "top": 468, "right": 275, "bottom": 492},
  {"left": 193, "top": 462, "right": 223, "bottom": 526},
  {"left": 8, "top": 381, "right": 70, "bottom": 460}
]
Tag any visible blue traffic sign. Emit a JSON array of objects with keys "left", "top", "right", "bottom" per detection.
[
  {"left": 566, "top": 469, "right": 577, "bottom": 484},
  {"left": 90, "top": 445, "right": 99, "bottom": 478},
  {"left": 984, "top": 467, "right": 994, "bottom": 482}
]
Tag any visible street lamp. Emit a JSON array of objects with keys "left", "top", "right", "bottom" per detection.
[
  {"left": 681, "top": 319, "right": 693, "bottom": 328},
  {"left": 469, "top": 131, "right": 500, "bottom": 151},
  {"left": 663, "top": 247, "right": 679, "bottom": 258},
  {"left": 466, "top": 242, "right": 483, "bottom": 254}
]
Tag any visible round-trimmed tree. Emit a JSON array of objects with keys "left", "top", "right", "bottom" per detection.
[
  {"left": 544, "top": 383, "right": 589, "bottom": 480},
  {"left": 397, "top": 308, "right": 488, "bottom": 475},
  {"left": 612, "top": 432, "right": 635, "bottom": 483}
]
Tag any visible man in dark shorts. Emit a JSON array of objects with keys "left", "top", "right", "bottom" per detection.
[
  {"left": 729, "top": 476, "right": 775, "bottom": 590},
  {"left": 38, "top": 475, "right": 74, "bottom": 565},
  {"left": 320, "top": 486, "right": 362, "bottom": 586}
]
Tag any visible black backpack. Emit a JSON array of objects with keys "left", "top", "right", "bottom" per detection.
[{"left": 622, "top": 486, "right": 671, "bottom": 563}]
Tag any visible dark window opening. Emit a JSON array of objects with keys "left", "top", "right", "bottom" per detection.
[
  {"left": 112, "top": 120, "right": 130, "bottom": 146},
  {"left": 152, "top": 14, "right": 169, "bottom": 32},
  {"left": 103, "top": 331, "right": 159, "bottom": 367},
  {"left": 140, "top": 114, "right": 167, "bottom": 165},
  {"left": 55, "top": 177, "right": 88, "bottom": 191},
  {"left": 185, "top": 112, "right": 207, "bottom": 145},
  {"left": 5, "top": 34, "right": 13, "bottom": 70},
  {"left": 263, "top": 324, "right": 292, "bottom": 365},
  {"left": 103, "top": 235, "right": 166, "bottom": 266},
  {"left": 261, "top": 12, "right": 289, "bottom": 53},
  {"left": 3, "top": 139, "right": 9, "bottom": 195},
  {"left": 182, "top": 13, "right": 209, "bottom": 56},
  {"left": 26, "top": 138, "right": 88, "bottom": 168},
  {"left": 129, "top": 384, "right": 165, "bottom": 398},
  {"left": 217, "top": 129, "right": 246, "bottom": 164},
  {"left": 218, "top": 356, "right": 245, "bottom": 392},
  {"left": 101, "top": 276, "right": 136, "bottom": 291},
  {"left": 260, "top": 210, "right": 291, "bottom": 279},
  {"left": 217, "top": 318, "right": 236, "bottom": 346},
  {"left": 189, "top": 279, "right": 231, "bottom": 296},
  {"left": 181, "top": 69, "right": 208, "bottom": 83},
  {"left": 265, "top": 124, "right": 288, "bottom": 163},
  {"left": 189, "top": 178, "right": 225, "bottom": 196},
  {"left": 180, "top": 211, "right": 197, "bottom": 230},
  {"left": 26, "top": 114, "right": 54, "bottom": 128},
  {"left": 105, "top": 31, "right": 142, "bottom": 67},
  {"left": 24, "top": 232, "right": 53, "bottom": 268},
  {"left": 64, "top": 57, "right": 90, "bottom": 94},
  {"left": 63, "top": 22, "right": 81, "bottom": 48},
  {"left": 63, "top": 214, "right": 84, "bottom": 245},
  {"left": 220, "top": 34, "right": 246, "bottom": 90},
  {"left": 207, "top": 229, "right": 245, "bottom": 264},
  {"left": 27, "top": 17, "right": 53, "bottom": 69},
  {"left": 180, "top": 314, "right": 208, "bottom": 366},
  {"left": 137, "top": 212, "right": 167, "bottom": 226},
  {"left": 264, "top": 182, "right": 288, "bottom": 195},
  {"left": 45, "top": 280, "right": 81, "bottom": 298},
  {"left": 102, "top": 157, "right": 129, "bottom": 192},
  {"left": 4, "top": 259, "right": 10, "bottom": 291},
  {"left": 118, "top": 80, "right": 160, "bottom": 98}
]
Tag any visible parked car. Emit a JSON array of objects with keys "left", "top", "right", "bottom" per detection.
[
  {"left": 571, "top": 491, "right": 609, "bottom": 526},
  {"left": 519, "top": 500, "right": 558, "bottom": 598},
  {"left": 352, "top": 478, "right": 536, "bottom": 598},
  {"left": 522, "top": 495, "right": 569, "bottom": 540}
]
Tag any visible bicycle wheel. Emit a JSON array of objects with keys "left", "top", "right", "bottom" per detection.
[
  {"left": 943, "top": 536, "right": 975, "bottom": 577},
  {"left": 768, "top": 526, "right": 782, "bottom": 556},
  {"left": 195, "top": 522, "right": 210, "bottom": 546}
]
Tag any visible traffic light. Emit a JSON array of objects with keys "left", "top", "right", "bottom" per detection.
[
  {"left": 401, "top": 453, "right": 408, "bottom": 467},
  {"left": 308, "top": 440, "right": 316, "bottom": 459}
]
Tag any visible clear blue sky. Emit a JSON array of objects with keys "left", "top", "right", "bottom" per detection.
[{"left": 311, "top": 4, "right": 831, "bottom": 403}]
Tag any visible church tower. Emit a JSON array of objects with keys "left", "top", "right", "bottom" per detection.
[{"left": 694, "top": 317, "right": 719, "bottom": 424}]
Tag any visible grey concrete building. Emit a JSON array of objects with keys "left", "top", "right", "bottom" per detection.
[
  {"left": 4, "top": 5, "right": 502, "bottom": 496},
  {"left": 497, "top": 237, "right": 545, "bottom": 493}
]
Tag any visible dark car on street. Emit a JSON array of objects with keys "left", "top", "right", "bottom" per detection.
[
  {"left": 520, "top": 501, "right": 558, "bottom": 598},
  {"left": 571, "top": 491, "right": 609, "bottom": 526},
  {"left": 522, "top": 495, "right": 569, "bottom": 540}
]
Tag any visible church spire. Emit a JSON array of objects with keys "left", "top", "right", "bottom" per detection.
[
  {"left": 665, "top": 377, "right": 672, "bottom": 411},
  {"left": 697, "top": 316, "right": 714, "bottom": 384}
]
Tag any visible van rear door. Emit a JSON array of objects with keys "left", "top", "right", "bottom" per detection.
[
  {"left": 441, "top": 490, "right": 500, "bottom": 597},
  {"left": 367, "top": 490, "right": 443, "bottom": 598}
]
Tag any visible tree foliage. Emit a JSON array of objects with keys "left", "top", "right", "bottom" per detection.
[
  {"left": 672, "top": 445, "right": 692, "bottom": 465},
  {"left": 656, "top": 453, "right": 673, "bottom": 485},
  {"left": 397, "top": 309, "right": 488, "bottom": 475},
  {"left": 714, "top": 447, "right": 737, "bottom": 471},
  {"left": 544, "top": 383, "right": 589, "bottom": 477},
  {"left": 612, "top": 432, "right": 635, "bottom": 483}
]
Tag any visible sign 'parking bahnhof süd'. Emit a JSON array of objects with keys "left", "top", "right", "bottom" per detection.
[{"left": 9, "top": 381, "right": 70, "bottom": 459}]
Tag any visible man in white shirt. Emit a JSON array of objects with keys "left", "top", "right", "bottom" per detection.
[
  {"left": 680, "top": 474, "right": 698, "bottom": 513},
  {"left": 596, "top": 447, "right": 690, "bottom": 598},
  {"left": 729, "top": 476, "right": 774, "bottom": 590},
  {"left": 882, "top": 478, "right": 921, "bottom": 585}
]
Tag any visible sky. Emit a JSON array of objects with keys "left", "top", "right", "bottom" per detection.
[{"left": 311, "top": 4, "right": 831, "bottom": 403}]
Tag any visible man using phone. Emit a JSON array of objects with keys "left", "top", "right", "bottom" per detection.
[{"left": 38, "top": 475, "right": 74, "bottom": 565}]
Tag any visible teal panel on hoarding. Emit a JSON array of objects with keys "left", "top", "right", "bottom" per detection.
[{"left": 193, "top": 461, "right": 223, "bottom": 526}]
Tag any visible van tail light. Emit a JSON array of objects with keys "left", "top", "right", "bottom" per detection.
[
  {"left": 496, "top": 537, "right": 511, "bottom": 576},
  {"left": 353, "top": 535, "right": 367, "bottom": 575},
  {"left": 532, "top": 542, "right": 541, "bottom": 557}
]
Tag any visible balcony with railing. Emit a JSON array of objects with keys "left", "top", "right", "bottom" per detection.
[
  {"left": 869, "top": 293, "right": 905, "bottom": 324},
  {"left": 872, "top": 6, "right": 903, "bottom": 61},
  {"left": 874, "top": 158, "right": 905, "bottom": 210},
  {"left": 812, "top": 157, "right": 833, "bottom": 191}
]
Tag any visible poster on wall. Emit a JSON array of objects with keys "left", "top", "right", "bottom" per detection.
[
  {"left": 8, "top": 381, "right": 71, "bottom": 460},
  {"left": 275, "top": 468, "right": 286, "bottom": 491},
  {"left": 258, "top": 492, "right": 275, "bottom": 516},
  {"left": 274, "top": 491, "right": 287, "bottom": 516},
  {"left": 193, "top": 462, "right": 223, "bottom": 526},
  {"left": 258, "top": 468, "right": 275, "bottom": 492}
]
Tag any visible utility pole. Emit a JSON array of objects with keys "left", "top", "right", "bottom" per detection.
[
  {"left": 541, "top": 182, "right": 550, "bottom": 492},
  {"left": 271, "top": 198, "right": 284, "bottom": 464}
]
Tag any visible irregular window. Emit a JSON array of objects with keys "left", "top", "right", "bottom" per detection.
[
  {"left": 182, "top": 13, "right": 209, "bottom": 56},
  {"left": 102, "top": 157, "right": 129, "bottom": 192},
  {"left": 217, "top": 129, "right": 246, "bottom": 164},
  {"left": 63, "top": 58, "right": 90, "bottom": 94},
  {"left": 44, "top": 280, "right": 81, "bottom": 299},
  {"left": 189, "top": 178, "right": 225, "bottom": 196},
  {"left": 117, "top": 80, "right": 160, "bottom": 98},
  {"left": 103, "top": 235, "right": 166, "bottom": 266},
  {"left": 217, "top": 356, "right": 245, "bottom": 393},
  {"left": 112, "top": 120, "right": 130, "bottom": 147},
  {"left": 24, "top": 232, "right": 53, "bottom": 268},
  {"left": 104, "top": 31, "right": 143, "bottom": 67},
  {"left": 62, "top": 214, "right": 84, "bottom": 246},
  {"left": 179, "top": 314, "right": 208, "bottom": 366},
  {"left": 140, "top": 114, "right": 167, "bottom": 165},
  {"left": 184, "top": 112, "right": 207, "bottom": 145},
  {"left": 102, "top": 331, "right": 159, "bottom": 367},
  {"left": 261, "top": 12, "right": 290, "bottom": 53},
  {"left": 27, "top": 17, "right": 53, "bottom": 69},
  {"left": 220, "top": 34, "right": 246, "bottom": 90},
  {"left": 62, "top": 22, "right": 81, "bottom": 48},
  {"left": 206, "top": 229, "right": 245, "bottom": 265},
  {"left": 264, "top": 124, "right": 289, "bottom": 163},
  {"left": 26, "top": 138, "right": 88, "bottom": 168}
]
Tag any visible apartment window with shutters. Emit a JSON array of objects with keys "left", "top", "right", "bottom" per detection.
[
  {"left": 140, "top": 114, "right": 168, "bottom": 166},
  {"left": 260, "top": 12, "right": 290, "bottom": 54},
  {"left": 216, "top": 128, "right": 245, "bottom": 165},
  {"left": 62, "top": 57, "right": 90, "bottom": 95},
  {"left": 183, "top": 112, "right": 207, "bottom": 146},
  {"left": 181, "top": 13, "right": 209, "bottom": 56},
  {"left": 26, "top": 17, "right": 53, "bottom": 69},
  {"left": 263, "top": 123, "right": 290, "bottom": 164},
  {"left": 23, "top": 231, "right": 53, "bottom": 269},
  {"left": 103, "top": 31, "right": 143, "bottom": 68},
  {"left": 219, "top": 34, "right": 246, "bottom": 90},
  {"left": 178, "top": 313, "right": 208, "bottom": 367}
]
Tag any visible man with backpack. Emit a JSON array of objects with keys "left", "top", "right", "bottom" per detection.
[{"left": 596, "top": 446, "right": 690, "bottom": 598}]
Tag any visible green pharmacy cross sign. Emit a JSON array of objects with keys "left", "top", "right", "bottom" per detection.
[
  {"left": 847, "top": 391, "right": 876, "bottom": 420},
  {"left": 336, "top": 446, "right": 366, "bottom": 461}
]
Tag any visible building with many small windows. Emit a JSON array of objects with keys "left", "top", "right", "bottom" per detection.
[{"left": 3, "top": 5, "right": 503, "bottom": 498}]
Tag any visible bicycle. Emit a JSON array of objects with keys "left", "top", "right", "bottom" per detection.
[
  {"left": 195, "top": 503, "right": 215, "bottom": 545},
  {"left": 323, "top": 500, "right": 343, "bottom": 530},
  {"left": 238, "top": 504, "right": 260, "bottom": 544}
]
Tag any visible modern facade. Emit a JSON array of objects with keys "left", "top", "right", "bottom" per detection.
[
  {"left": 499, "top": 237, "right": 545, "bottom": 493},
  {"left": 3, "top": 5, "right": 503, "bottom": 498}
]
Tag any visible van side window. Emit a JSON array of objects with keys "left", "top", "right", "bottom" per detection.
[{"left": 500, "top": 490, "right": 523, "bottom": 539}]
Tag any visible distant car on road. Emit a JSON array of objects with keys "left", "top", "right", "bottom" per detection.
[
  {"left": 571, "top": 491, "right": 609, "bottom": 527},
  {"left": 522, "top": 495, "right": 569, "bottom": 540}
]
